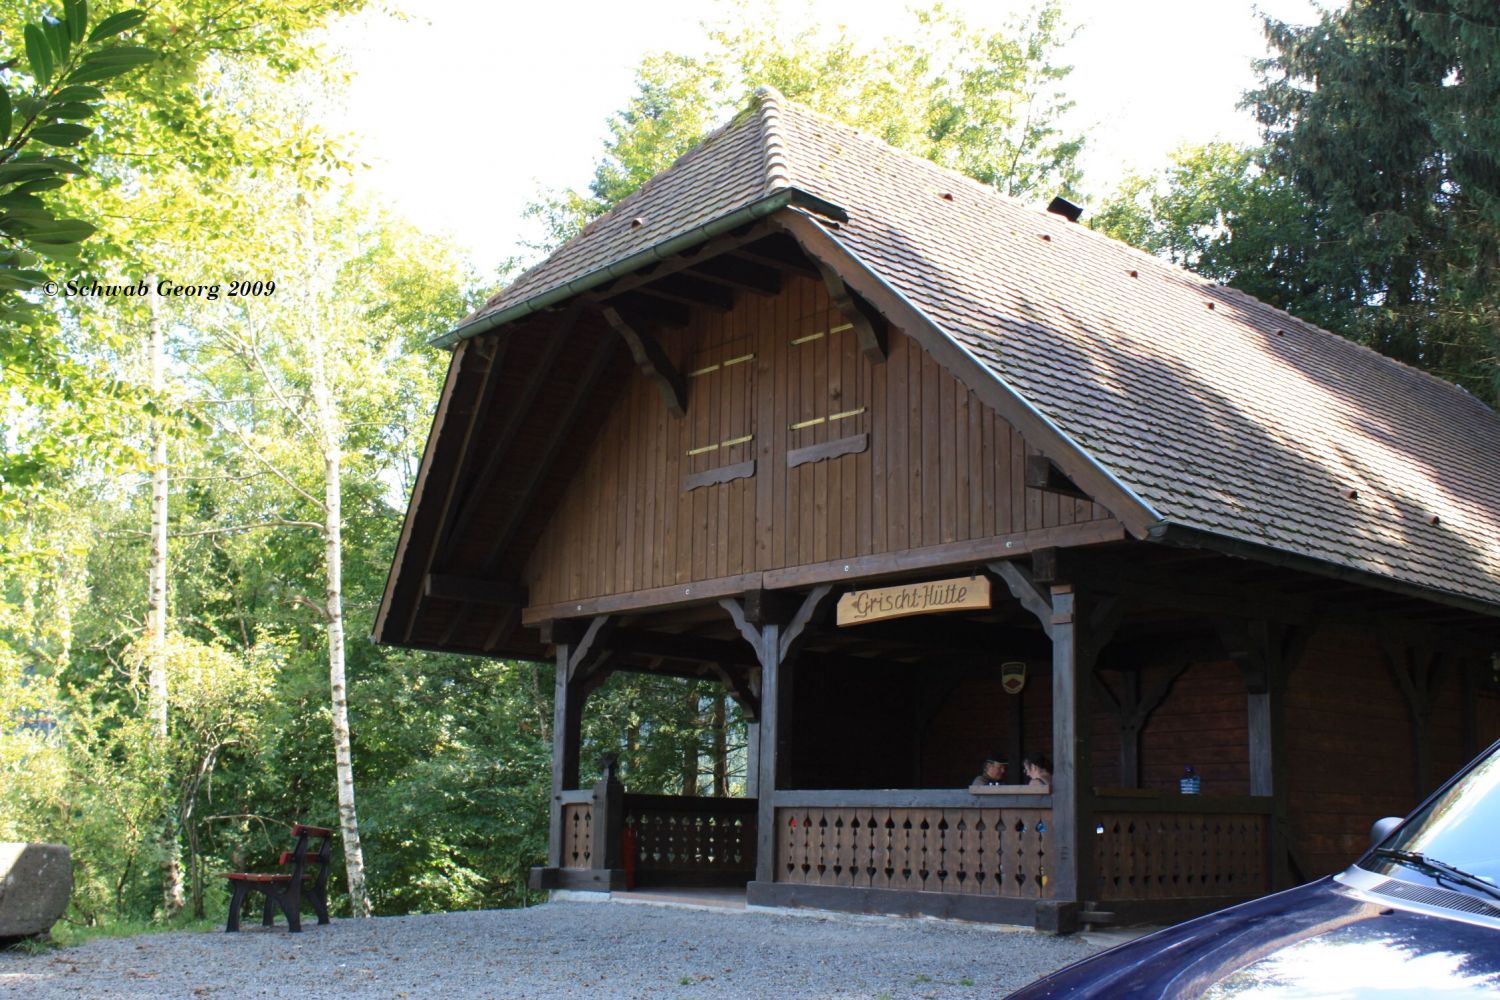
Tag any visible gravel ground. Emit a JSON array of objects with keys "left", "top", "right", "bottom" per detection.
[{"left": 0, "top": 898, "right": 1111, "bottom": 999}]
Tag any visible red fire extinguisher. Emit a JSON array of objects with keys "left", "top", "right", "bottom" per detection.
[{"left": 622, "top": 824, "right": 637, "bottom": 890}]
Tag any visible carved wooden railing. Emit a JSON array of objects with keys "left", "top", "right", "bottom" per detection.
[
  {"left": 770, "top": 790, "right": 1054, "bottom": 898},
  {"left": 623, "top": 793, "right": 757, "bottom": 885},
  {"left": 1092, "top": 794, "right": 1271, "bottom": 901},
  {"left": 560, "top": 795, "right": 594, "bottom": 870}
]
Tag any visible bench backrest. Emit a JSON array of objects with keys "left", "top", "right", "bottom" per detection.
[{"left": 280, "top": 825, "right": 333, "bottom": 894}]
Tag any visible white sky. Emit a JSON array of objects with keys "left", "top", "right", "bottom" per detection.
[{"left": 324, "top": 0, "right": 1329, "bottom": 275}]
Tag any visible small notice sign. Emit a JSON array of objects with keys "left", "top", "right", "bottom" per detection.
[{"left": 837, "top": 575, "right": 990, "bottom": 626}]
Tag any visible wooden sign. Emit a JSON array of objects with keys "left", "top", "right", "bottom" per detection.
[{"left": 837, "top": 575, "right": 990, "bottom": 626}]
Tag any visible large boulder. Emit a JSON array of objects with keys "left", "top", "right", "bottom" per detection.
[{"left": 0, "top": 843, "right": 73, "bottom": 940}]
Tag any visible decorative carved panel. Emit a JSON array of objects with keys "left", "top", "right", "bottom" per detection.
[
  {"left": 624, "top": 796, "right": 756, "bottom": 877},
  {"left": 1094, "top": 811, "right": 1268, "bottom": 900},
  {"left": 773, "top": 806, "right": 1053, "bottom": 898},
  {"left": 561, "top": 802, "right": 593, "bottom": 870}
]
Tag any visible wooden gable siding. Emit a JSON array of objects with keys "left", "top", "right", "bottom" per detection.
[{"left": 522, "top": 275, "right": 1117, "bottom": 609}]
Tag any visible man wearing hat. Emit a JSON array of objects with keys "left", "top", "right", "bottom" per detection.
[{"left": 971, "top": 752, "right": 1009, "bottom": 787}]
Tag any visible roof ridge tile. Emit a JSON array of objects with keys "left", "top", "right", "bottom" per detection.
[{"left": 752, "top": 85, "right": 792, "bottom": 193}]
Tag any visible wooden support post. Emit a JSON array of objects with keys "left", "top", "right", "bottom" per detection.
[
  {"left": 1219, "top": 619, "right": 1309, "bottom": 891},
  {"left": 1049, "top": 585, "right": 1089, "bottom": 910},
  {"left": 549, "top": 648, "right": 584, "bottom": 869},
  {"left": 1461, "top": 657, "right": 1478, "bottom": 761},
  {"left": 591, "top": 754, "right": 624, "bottom": 871},
  {"left": 722, "top": 585, "right": 833, "bottom": 885},
  {"left": 546, "top": 616, "right": 613, "bottom": 869},
  {"left": 991, "top": 559, "right": 1120, "bottom": 923},
  {"left": 1381, "top": 639, "right": 1443, "bottom": 798}
]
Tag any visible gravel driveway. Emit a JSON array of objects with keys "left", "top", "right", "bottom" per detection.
[{"left": 1, "top": 898, "right": 1109, "bottom": 999}]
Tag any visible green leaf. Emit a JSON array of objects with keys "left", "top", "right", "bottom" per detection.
[
  {"left": 51, "top": 85, "right": 104, "bottom": 103},
  {"left": 0, "top": 190, "right": 47, "bottom": 210},
  {"left": 28, "top": 123, "right": 92, "bottom": 147},
  {"left": 67, "top": 48, "right": 155, "bottom": 83},
  {"left": 37, "top": 156, "right": 86, "bottom": 174},
  {"left": 43, "top": 18, "right": 71, "bottom": 65},
  {"left": 9, "top": 178, "right": 67, "bottom": 195},
  {"left": 28, "top": 218, "right": 95, "bottom": 244},
  {"left": 0, "top": 269, "right": 49, "bottom": 291},
  {"left": 66, "top": 1, "right": 88, "bottom": 45},
  {"left": 87, "top": 9, "right": 146, "bottom": 43},
  {"left": 47, "top": 103, "right": 95, "bottom": 121},
  {"left": 0, "top": 162, "right": 62, "bottom": 183},
  {"left": 0, "top": 87, "right": 10, "bottom": 146},
  {"left": 25, "top": 24, "right": 55, "bottom": 87}
]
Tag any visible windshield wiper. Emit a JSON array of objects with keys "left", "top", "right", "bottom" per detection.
[{"left": 1372, "top": 848, "right": 1500, "bottom": 904}]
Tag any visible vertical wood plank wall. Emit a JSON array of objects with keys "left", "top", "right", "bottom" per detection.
[{"left": 525, "top": 275, "right": 1113, "bottom": 606}]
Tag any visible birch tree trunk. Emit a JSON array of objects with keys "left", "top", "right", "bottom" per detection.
[
  {"left": 711, "top": 690, "right": 728, "bottom": 797},
  {"left": 146, "top": 280, "right": 185, "bottom": 917},
  {"left": 308, "top": 322, "right": 371, "bottom": 918}
]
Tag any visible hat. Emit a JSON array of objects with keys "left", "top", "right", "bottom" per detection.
[{"left": 983, "top": 752, "right": 1008, "bottom": 765}]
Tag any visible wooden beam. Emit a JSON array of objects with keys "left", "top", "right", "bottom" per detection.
[
  {"left": 687, "top": 255, "right": 782, "bottom": 296},
  {"left": 590, "top": 222, "right": 776, "bottom": 300},
  {"left": 989, "top": 560, "right": 1056, "bottom": 640},
  {"left": 424, "top": 573, "right": 527, "bottom": 607},
  {"left": 728, "top": 235, "right": 820, "bottom": 277},
  {"left": 637, "top": 272, "right": 734, "bottom": 312},
  {"left": 721, "top": 585, "right": 835, "bottom": 884},
  {"left": 1025, "top": 455, "right": 1091, "bottom": 500},
  {"left": 743, "top": 589, "right": 800, "bottom": 628},
  {"left": 521, "top": 520, "right": 1126, "bottom": 625},
  {"left": 479, "top": 334, "right": 621, "bottom": 577},
  {"left": 601, "top": 305, "right": 686, "bottom": 416},
  {"left": 397, "top": 336, "right": 508, "bottom": 643},
  {"left": 812, "top": 257, "right": 887, "bottom": 361},
  {"left": 437, "top": 305, "right": 579, "bottom": 565},
  {"left": 566, "top": 615, "right": 615, "bottom": 683},
  {"left": 609, "top": 291, "right": 690, "bottom": 329}
]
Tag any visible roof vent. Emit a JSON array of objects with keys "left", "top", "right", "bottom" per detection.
[{"left": 1047, "top": 196, "right": 1083, "bottom": 223}]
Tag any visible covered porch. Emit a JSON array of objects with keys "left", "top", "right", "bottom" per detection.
[{"left": 521, "top": 545, "right": 1368, "bottom": 932}]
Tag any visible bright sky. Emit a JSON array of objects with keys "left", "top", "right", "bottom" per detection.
[{"left": 325, "top": 0, "right": 1329, "bottom": 275}]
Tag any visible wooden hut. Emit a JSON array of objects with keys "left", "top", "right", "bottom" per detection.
[{"left": 375, "top": 88, "right": 1500, "bottom": 931}]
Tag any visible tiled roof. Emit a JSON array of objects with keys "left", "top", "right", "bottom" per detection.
[{"left": 467, "top": 88, "right": 1500, "bottom": 612}]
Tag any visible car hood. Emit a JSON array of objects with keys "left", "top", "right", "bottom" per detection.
[{"left": 1007, "top": 878, "right": 1500, "bottom": 998}]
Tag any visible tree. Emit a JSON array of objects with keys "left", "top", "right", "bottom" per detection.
[
  {"left": 530, "top": 0, "right": 1082, "bottom": 246},
  {"left": 1098, "top": 1, "right": 1500, "bottom": 405},
  {"left": 1248, "top": 0, "right": 1500, "bottom": 402}
]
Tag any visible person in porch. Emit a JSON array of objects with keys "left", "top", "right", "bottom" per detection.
[
  {"left": 1023, "top": 753, "right": 1052, "bottom": 788},
  {"left": 970, "top": 752, "right": 1009, "bottom": 787}
]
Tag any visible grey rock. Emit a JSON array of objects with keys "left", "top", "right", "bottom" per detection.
[{"left": 0, "top": 844, "right": 73, "bottom": 939}]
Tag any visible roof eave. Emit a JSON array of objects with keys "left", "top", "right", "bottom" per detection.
[
  {"left": 433, "top": 186, "right": 848, "bottom": 349},
  {"left": 1147, "top": 521, "right": 1500, "bottom": 623}
]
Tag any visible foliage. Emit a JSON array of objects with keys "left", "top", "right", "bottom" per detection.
[
  {"left": 0, "top": 4, "right": 152, "bottom": 305},
  {"left": 529, "top": 0, "right": 1082, "bottom": 247}
]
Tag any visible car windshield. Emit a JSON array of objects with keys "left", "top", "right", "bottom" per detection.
[{"left": 1372, "top": 743, "right": 1500, "bottom": 888}]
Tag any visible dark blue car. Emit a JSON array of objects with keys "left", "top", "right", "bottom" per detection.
[{"left": 1008, "top": 741, "right": 1500, "bottom": 998}]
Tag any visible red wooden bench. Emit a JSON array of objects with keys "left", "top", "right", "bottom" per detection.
[{"left": 221, "top": 824, "right": 333, "bottom": 932}]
